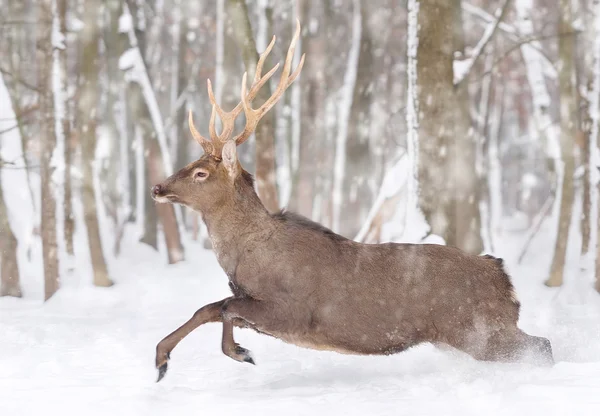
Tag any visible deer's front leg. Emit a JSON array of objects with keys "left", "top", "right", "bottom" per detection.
[
  {"left": 155, "top": 298, "right": 230, "bottom": 382},
  {"left": 220, "top": 297, "right": 274, "bottom": 365}
]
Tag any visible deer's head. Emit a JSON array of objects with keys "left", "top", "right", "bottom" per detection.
[{"left": 151, "top": 21, "right": 305, "bottom": 214}]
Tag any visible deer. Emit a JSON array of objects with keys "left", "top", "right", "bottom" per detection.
[{"left": 151, "top": 20, "right": 553, "bottom": 382}]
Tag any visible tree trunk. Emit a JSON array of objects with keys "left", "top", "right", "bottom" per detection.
[
  {"left": 416, "top": 0, "right": 483, "bottom": 254},
  {"left": 0, "top": 168, "right": 21, "bottom": 297},
  {"left": 342, "top": 0, "right": 375, "bottom": 238},
  {"left": 124, "top": 0, "right": 184, "bottom": 261},
  {"left": 226, "top": 0, "right": 279, "bottom": 212},
  {"left": 56, "top": 0, "right": 74, "bottom": 257},
  {"left": 138, "top": 115, "right": 159, "bottom": 250},
  {"left": 78, "top": 0, "right": 113, "bottom": 288},
  {"left": 289, "top": 0, "right": 328, "bottom": 219},
  {"left": 581, "top": 110, "right": 591, "bottom": 256},
  {"left": 596, "top": 223, "right": 600, "bottom": 292},
  {"left": 546, "top": 0, "right": 577, "bottom": 287},
  {"left": 39, "top": 5, "right": 60, "bottom": 300},
  {"left": 148, "top": 140, "right": 184, "bottom": 263},
  {"left": 123, "top": 4, "right": 157, "bottom": 247},
  {"left": 174, "top": 3, "right": 191, "bottom": 230},
  {"left": 174, "top": 8, "right": 190, "bottom": 174},
  {"left": 104, "top": 0, "right": 130, "bottom": 256}
]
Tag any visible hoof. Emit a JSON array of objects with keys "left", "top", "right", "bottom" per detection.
[
  {"left": 155, "top": 351, "right": 170, "bottom": 382},
  {"left": 234, "top": 345, "right": 255, "bottom": 365},
  {"left": 157, "top": 362, "right": 168, "bottom": 382}
]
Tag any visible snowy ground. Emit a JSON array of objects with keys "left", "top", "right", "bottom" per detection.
[{"left": 2, "top": 222, "right": 600, "bottom": 416}]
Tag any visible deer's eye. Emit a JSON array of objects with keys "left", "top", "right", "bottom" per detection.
[{"left": 194, "top": 171, "right": 208, "bottom": 180}]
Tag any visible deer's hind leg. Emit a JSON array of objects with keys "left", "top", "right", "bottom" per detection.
[{"left": 220, "top": 297, "right": 292, "bottom": 365}]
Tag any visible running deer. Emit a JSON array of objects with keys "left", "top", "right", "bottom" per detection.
[{"left": 152, "top": 21, "right": 553, "bottom": 382}]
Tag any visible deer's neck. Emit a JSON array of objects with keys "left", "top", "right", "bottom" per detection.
[{"left": 201, "top": 181, "right": 273, "bottom": 275}]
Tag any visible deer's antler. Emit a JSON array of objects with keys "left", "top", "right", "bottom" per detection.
[{"left": 188, "top": 19, "right": 305, "bottom": 158}]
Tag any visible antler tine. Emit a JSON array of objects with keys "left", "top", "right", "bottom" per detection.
[
  {"left": 256, "top": 19, "right": 302, "bottom": 114},
  {"left": 233, "top": 19, "right": 305, "bottom": 146},
  {"left": 207, "top": 79, "right": 236, "bottom": 144},
  {"left": 287, "top": 53, "right": 306, "bottom": 87},
  {"left": 207, "top": 104, "right": 217, "bottom": 142},
  {"left": 188, "top": 110, "right": 214, "bottom": 155},
  {"left": 254, "top": 35, "right": 276, "bottom": 84}
]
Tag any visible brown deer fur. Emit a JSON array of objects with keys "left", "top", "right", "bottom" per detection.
[{"left": 151, "top": 21, "right": 552, "bottom": 382}]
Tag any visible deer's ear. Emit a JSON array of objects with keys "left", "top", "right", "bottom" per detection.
[{"left": 222, "top": 140, "right": 239, "bottom": 178}]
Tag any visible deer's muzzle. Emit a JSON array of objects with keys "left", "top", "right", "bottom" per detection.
[
  {"left": 151, "top": 183, "right": 176, "bottom": 203},
  {"left": 152, "top": 184, "right": 163, "bottom": 197}
]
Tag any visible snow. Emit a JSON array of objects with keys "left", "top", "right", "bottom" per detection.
[
  {"left": 2, "top": 220, "right": 600, "bottom": 415},
  {"left": 118, "top": 12, "right": 133, "bottom": 34},
  {"left": 453, "top": 6, "right": 498, "bottom": 86},
  {"left": 354, "top": 153, "right": 410, "bottom": 241}
]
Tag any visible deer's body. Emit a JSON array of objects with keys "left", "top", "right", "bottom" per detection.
[
  {"left": 195, "top": 170, "right": 541, "bottom": 358},
  {"left": 151, "top": 21, "right": 553, "bottom": 382}
]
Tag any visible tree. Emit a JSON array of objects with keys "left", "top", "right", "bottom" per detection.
[
  {"left": 545, "top": 0, "right": 577, "bottom": 287},
  {"left": 56, "top": 0, "right": 74, "bottom": 256},
  {"left": 226, "top": 0, "right": 279, "bottom": 212},
  {"left": 0, "top": 164, "right": 21, "bottom": 297},
  {"left": 39, "top": 0, "right": 60, "bottom": 300},
  {"left": 416, "top": 0, "right": 483, "bottom": 254},
  {"left": 289, "top": 0, "right": 329, "bottom": 219},
  {"left": 104, "top": 0, "right": 131, "bottom": 256},
  {"left": 342, "top": 0, "right": 376, "bottom": 238},
  {"left": 77, "top": 0, "right": 113, "bottom": 287},
  {"left": 123, "top": 0, "right": 185, "bottom": 263}
]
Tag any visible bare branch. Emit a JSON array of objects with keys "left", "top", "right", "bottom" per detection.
[
  {"left": 0, "top": 124, "right": 19, "bottom": 135},
  {"left": 462, "top": 1, "right": 557, "bottom": 78},
  {"left": 455, "top": 0, "right": 512, "bottom": 86},
  {"left": 0, "top": 66, "right": 41, "bottom": 93},
  {"left": 471, "top": 31, "right": 580, "bottom": 84}
]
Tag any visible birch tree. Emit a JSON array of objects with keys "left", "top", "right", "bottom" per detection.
[
  {"left": 77, "top": 0, "right": 113, "bottom": 287},
  {"left": 545, "top": 0, "right": 577, "bottom": 287},
  {"left": 54, "top": 0, "right": 74, "bottom": 257},
  {"left": 104, "top": 0, "right": 131, "bottom": 256},
  {"left": 39, "top": 0, "right": 60, "bottom": 300}
]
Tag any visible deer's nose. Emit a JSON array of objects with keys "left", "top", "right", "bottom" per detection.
[{"left": 152, "top": 184, "right": 163, "bottom": 196}]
